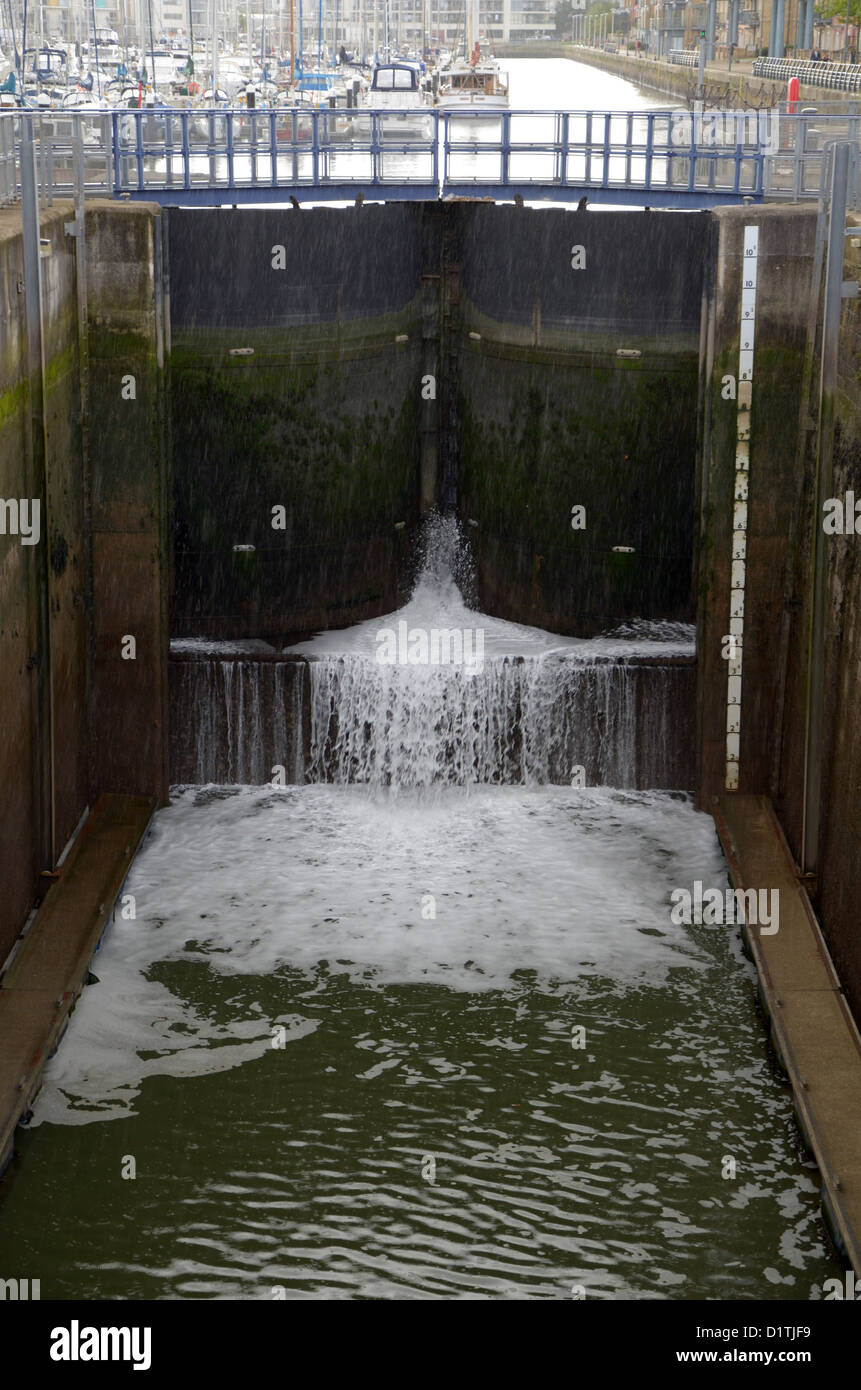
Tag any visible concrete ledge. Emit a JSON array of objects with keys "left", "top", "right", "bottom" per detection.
[
  {"left": 0, "top": 794, "right": 156, "bottom": 1175},
  {"left": 713, "top": 793, "right": 861, "bottom": 1275}
]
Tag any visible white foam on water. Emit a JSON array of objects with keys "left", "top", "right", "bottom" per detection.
[
  {"left": 287, "top": 516, "right": 695, "bottom": 664},
  {"left": 31, "top": 784, "right": 727, "bottom": 1126}
]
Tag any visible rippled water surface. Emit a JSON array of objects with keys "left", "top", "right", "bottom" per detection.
[{"left": 0, "top": 785, "right": 840, "bottom": 1300}]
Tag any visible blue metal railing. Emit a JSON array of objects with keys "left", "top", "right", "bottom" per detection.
[{"left": 1, "top": 106, "right": 858, "bottom": 207}]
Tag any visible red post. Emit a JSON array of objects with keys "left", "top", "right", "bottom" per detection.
[{"left": 788, "top": 76, "right": 799, "bottom": 114}]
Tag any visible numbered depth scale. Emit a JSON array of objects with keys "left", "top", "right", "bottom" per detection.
[{"left": 726, "top": 224, "right": 758, "bottom": 792}]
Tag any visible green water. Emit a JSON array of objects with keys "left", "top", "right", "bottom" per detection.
[{"left": 0, "top": 786, "right": 842, "bottom": 1300}]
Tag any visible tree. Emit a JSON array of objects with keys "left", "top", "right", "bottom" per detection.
[
  {"left": 555, "top": 0, "right": 574, "bottom": 35},
  {"left": 818, "top": 0, "right": 861, "bottom": 19}
]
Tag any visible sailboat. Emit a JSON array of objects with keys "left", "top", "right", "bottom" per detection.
[{"left": 436, "top": 0, "right": 508, "bottom": 115}]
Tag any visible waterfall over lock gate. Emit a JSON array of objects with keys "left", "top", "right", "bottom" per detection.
[{"left": 170, "top": 516, "right": 696, "bottom": 791}]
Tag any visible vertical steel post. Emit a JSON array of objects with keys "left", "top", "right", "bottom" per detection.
[
  {"left": 20, "top": 120, "right": 55, "bottom": 872},
  {"left": 69, "top": 123, "right": 94, "bottom": 818},
  {"left": 803, "top": 0, "right": 814, "bottom": 50},
  {"left": 774, "top": 0, "right": 786, "bottom": 58},
  {"left": 802, "top": 142, "right": 850, "bottom": 877}
]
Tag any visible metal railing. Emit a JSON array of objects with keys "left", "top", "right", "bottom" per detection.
[
  {"left": 668, "top": 49, "right": 702, "bottom": 68},
  {"left": 753, "top": 56, "right": 861, "bottom": 92},
  {"left": 1, "top": 107, "right": 858, "bottom": 208}
]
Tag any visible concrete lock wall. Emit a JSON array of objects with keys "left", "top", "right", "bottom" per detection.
[
  {"left": 770, "top": 213, "right": 861, "bottom": 1020},
  {"left": 168, "top": 203, "right": 706, "bottom": 638},
  {"left": 0, "top": 204, "right": 83, "bottom": 961},
  {"left": 0, "top": 201, "right": 169, "bottom": 966},
  {"left": 696, "top": 202, "right": 861, "bottom": 1021}
]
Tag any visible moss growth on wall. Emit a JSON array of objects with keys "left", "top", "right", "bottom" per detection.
[
  {"left": 458, "top": 348, "right": 699, "bottom": 633},
  {"left": 170, "top": 346, "right": 422, "bottom": 634}
]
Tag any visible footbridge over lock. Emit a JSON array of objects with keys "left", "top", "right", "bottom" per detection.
[{"left": 2, "top": 106, "right": 861, "bottom": 208}]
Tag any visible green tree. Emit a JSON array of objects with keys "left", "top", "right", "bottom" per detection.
[
  {"left": 554, "top": 0, "right": 574, "bottom": 35},
  {"left": 818, "top": 0, "right": 861, "bottom": 19}
]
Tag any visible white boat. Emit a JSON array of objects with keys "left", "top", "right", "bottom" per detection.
[
  {"left": 368, "top": 61, "right": 433, "bottom": 136},
  {"left": 436, "top": 54, "right": 508, "bottom": 113},
  {"left": 436, "top": 0, "right": 508, "bottom": 115}
]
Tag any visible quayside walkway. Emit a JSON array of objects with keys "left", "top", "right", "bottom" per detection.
[
  {"left": 0, "top": 795, "right": 156, "bottom": 1175},
  {"left": 714, "top": 795, "right": 861, "bottom": 1276}
]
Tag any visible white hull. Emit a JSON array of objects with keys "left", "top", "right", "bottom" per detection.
[{"left": 436, "top": 91, "right": 508, "bottom": 112}]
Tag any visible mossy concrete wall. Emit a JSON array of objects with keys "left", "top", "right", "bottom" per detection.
[
  {"left": 169, "top": 203, "right": 705, "bottom": 637},
  {"left": 0, "top": 201, "right": 169, "bottom": 968},
  {"left": 0, "top": 203, "right": 84, "bottom": 963},
  {"left": 85, "top": 204, "right": 170, "bottom": 805},
  {"left": 455, "top": 205, "right": 707, "bottom": 633},
  {"left": 168, "top": 205, "right": 432, "bottom": 639}
]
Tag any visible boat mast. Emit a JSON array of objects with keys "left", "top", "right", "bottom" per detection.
[
  {"left": 146, "top": 0, "right": 156, "bottom": 88},
  {"left": 91, "top": 0, "right": 103, "bottom": 94},
  {"left": 210, "top": 0, "right": 218, "bottom": 93}
]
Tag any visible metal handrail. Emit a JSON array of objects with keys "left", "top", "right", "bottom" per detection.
[
  {"left": 753, "top": 56, "right": 861, "bottom": 93},
  {"left": 1, "top": 106, "right": 858, "bottom": 207}
]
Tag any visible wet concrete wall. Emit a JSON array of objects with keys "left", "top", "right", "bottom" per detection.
[
  {"left": 697, "top": 203, "right": 861, "bottom": 1020},
  {"left": 0, "top": 201, "right": 169, "bottom": 967},
  {"left": 771, "top": 215, "right": 861, "bottom": 1020},
  {"left": 0, "top": 204, "right": 84, "bottom": 962},
  {"left": 167, "top": 204, "right": 431, "bottom": 640},
  {"left": 169, "top": 202, "right": 705, "bottom": 638},
  {"left": 455, "top": 205, "right": 707, "bottom": 634},
  {"left": 85, "top": 205, "right": 170, "bottom": 805}
]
